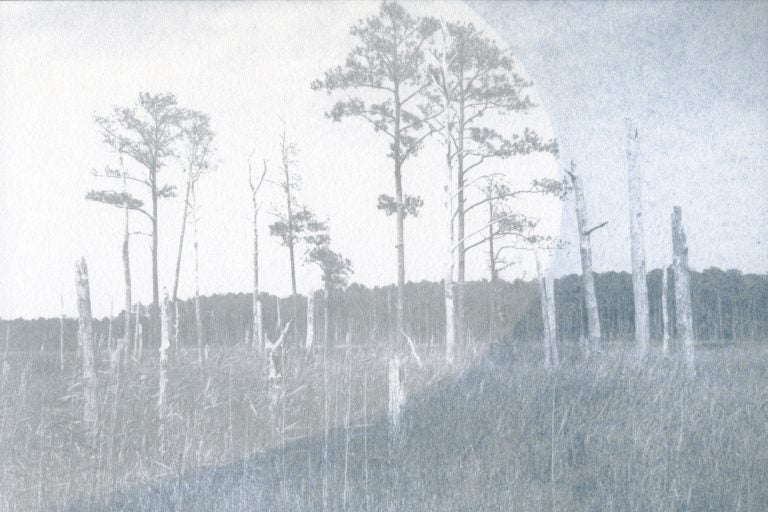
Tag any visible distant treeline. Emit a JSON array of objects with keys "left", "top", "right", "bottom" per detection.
[{"left": 3, "top": 267, "right": 767, "bottom": 352}]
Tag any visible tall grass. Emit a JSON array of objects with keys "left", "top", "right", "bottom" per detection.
[{"left": 0, "top": 340, "right": 765, "bottom": 511}]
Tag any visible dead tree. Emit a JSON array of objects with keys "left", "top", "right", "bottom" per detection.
[
  {"left": 306, "top": 290, "right": 315, "bottom": 352},
  {"left": 536, "top": 252, "right": 559, "bottom": 369},
  {"left": 387, "top": 355, "right": 405, "bottom": 436},
  {"left": 661, "top": 265, "right": 670, "bottom": 354},
  {"left": 625, "top": 118, "right": 650, "bottom": 354},
  {"left": 75, "top": 258, "right": 98, "bottom": 434},
  {"left": 672, "top": 207, "right": 695, "bottom": 374},
  {"left": 158, "top": 290, "right": 171, "bottom": 419},
  {"left": 266, "top": 322, "right": 291, "bottom": 380},
  {"left": 249, "top": 155, "right": 269, "bottom": 355},
  {"left": 565, "top": 162, "right": 606, "bottom": 352},
  {"left": 171, "top": 113, "right": 215, "bottom": 352}
]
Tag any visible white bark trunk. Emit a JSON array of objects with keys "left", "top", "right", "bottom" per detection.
[
  {"left": 567, "top": 163, "right": 601, "bottom": 350},
  {"left": 661, "top": 265, "right": 670, "bottom": 354},
  {"left": 121, "top": 150, "right": 132, "bottom": 359},
  {"left": 252, "top": 199, "right": 261, "bottom": 354},
  {"left": 546, "top": 275, "right": 560, "bottom": 368},
  {"left": 387, "top": 355, "right": 405, "bottom": 436},
  {"left": 158, "top": 290, "right": 170, "bottom": 418},
  {"left": 256, "top": 300, "right": 264, "bottom": 357},
  {"left": 440, "top": 19, "right": 456, "bottom": 365},
  {"left": 536, "top": 253, "right": 553, "bottom": 369},
  {"left": 672, "top": 207, "right": 695, "bottom": 374},
  {"left": 306, "top": 291, "right": 315, "bottom": 351},
  {"left": 625, "top": 119, "right": 650, "bottom": 353},
  {"left": 75, "top": 258, "right": 97, "bottom": 434},
  {"left": 192, "top": 184, "right": 204, "bottom": 364}
]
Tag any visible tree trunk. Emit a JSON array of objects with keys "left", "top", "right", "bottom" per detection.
[
  {"left": 625, "top": 119, "right": 650, "bottom": 354},
  {"left": 547, "top": 275, "right": 559, "bottom": 367},
  {"left": 567, "top": 163, "right": 602, "bottom": 352},
  {"left": 536, "top": 253, "right": 553, "bottom": 369},
  {"left": 672, "top": 207, "right": 695, "bottom": 374},
  {"left": 394, "top": 161, "right": 406, "bottom": 350},
  {"left": 324, "top": 287, "right": 330, "bottom": 347},
  {"left": 158, "top": 291, "right": 170, "bottom": 419},
  {"left": 134, "top": 303, "right": 143, "bottom": 360},
  {"left": 456, "top": 96, "right": 467, "bottom": 350},
  {"left": 75, "top": 258, "right": 97, "bottom": 434},
  {"left": 387, "top": 355, "right": 405, "bottom": 437},
  {"left": 121, "top": 151, "right": 132, "bottom": 357},
  {"left": 661, "top": 265, "right": 670, "bottom": 354},
  {"left": 487, "top": 193, "right": 497, "bottom": 343},
  {"left": 281, "top": 143, "right": 299, "bottom": 344},
  {"left": 252, "top": 198, "right": 262, "bottom": 354},
  {"left": 192, "top": 184, "right": 204, "bottom": 364},
  {"left": 171, "top": 165, "right": 193, "bottom": 349},
  {"left": 306, "top": 290, "right": 315, "bottom": 351},
  {"left": 151, "top": 164, "right": 160, "bottom": 346},
  {"left": 441, "top": 35, "right": 456, "bottom": 365}
]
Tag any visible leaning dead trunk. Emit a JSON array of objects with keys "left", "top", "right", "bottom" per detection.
[
  {"left": 661, "top": 265, "right": 670, "bottom": 354},
  {"left": 75, "top": 258, "right": 98, "bottom": 435},
  {"left": 566, "top": 162, "right": 602, "bottom": 351},
  {"left": 171, "top": 160, "right": 194, "bottom": 350},
  {"left": 625, "top": 119, "right": 650, "bottom": 354},
  {"left": 191, "top": 184, "right": 204, "bottom": 364},
  {"left": 672, "top": 207, "right": 695, "bottom": 374}
]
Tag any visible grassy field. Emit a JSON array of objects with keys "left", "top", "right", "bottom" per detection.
[{"left": 0, "top": 339, "right": 766, "bottom": 511}]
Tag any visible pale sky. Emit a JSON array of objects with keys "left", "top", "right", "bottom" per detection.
[
  {"left": 0, "top": 1, "right": 560, "bottom": 319},
  {"left": 1, "top": 1, "right": 765, "bottom": 320}
]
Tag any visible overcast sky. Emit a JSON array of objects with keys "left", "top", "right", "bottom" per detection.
[{"left": 1, "top": 1, "right": 766, "bottom": 320}]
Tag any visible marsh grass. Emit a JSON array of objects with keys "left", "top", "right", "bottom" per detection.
[{"left": 0, "top": 340, "right": 766, "bottom": 511}]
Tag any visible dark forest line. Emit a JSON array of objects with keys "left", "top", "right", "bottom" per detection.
[{"left": 4, "top": 267, "right": 767, "bottom": 352}]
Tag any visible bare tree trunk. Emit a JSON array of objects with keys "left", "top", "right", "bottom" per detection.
[
  {"left": 121, "top": 151, "right": 132, "bottom": 357},
  {"left": 625, "top": 119, "right": 650, "bottom": 354},
  {"left": 487, "top": 192, "right": 497, "bottom": 343},
  {"left": 171, "top": 165, "right": 193, "bottom": 350},
  {"left": 456, "top": 98, "right": 467, "bottom": 350},
  {"left": 150, "top": 162, "right": 160, "bottom": 346},
  {"left": 440, "top": 26, "right": 456, "bottom": 365},
  {"left": 536, "top": 253, "right": 553, "bottom": 369},
  {"left": 134, "top": 303, "right": 143, "bottom": 360},
  {"left": 158, "top": 291, "right": 170, "bottom": 420},
  {"left": 566, "top": 162, "right": 602, "bottom": 352},
  {"left": 661, "top": 265, "right": 670, "bottom": 354},
  {"left": 75, "top": 258, "right": 97, "bottom": 435},
  {"left": 323, "top": 287, "right": 330, "bottom": 347},
  {"left": 306, "top": 290, "right": 315, "bottom": 351},
  {"left": 546, "top": 274, "right": 560, "bottom": 368},
  {"left": 192, "top": 184, "right": 204, "bottom": 364},
  {"left": 252, "top": 199, "right": 262, "bottom": 354},
  {"left": 672, "top": 207, "right": 695, "bottom": 374},
  {"left": 387, "top": 355, "right": 405, "bottom": 436}
]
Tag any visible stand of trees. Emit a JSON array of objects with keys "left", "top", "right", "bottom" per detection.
[{"left": 7, "top": 267, "right": 767, "bottom": 354}]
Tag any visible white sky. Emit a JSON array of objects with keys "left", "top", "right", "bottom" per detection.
[{"left": 0, "top": 1, "right": 561, "bottom": 319}]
